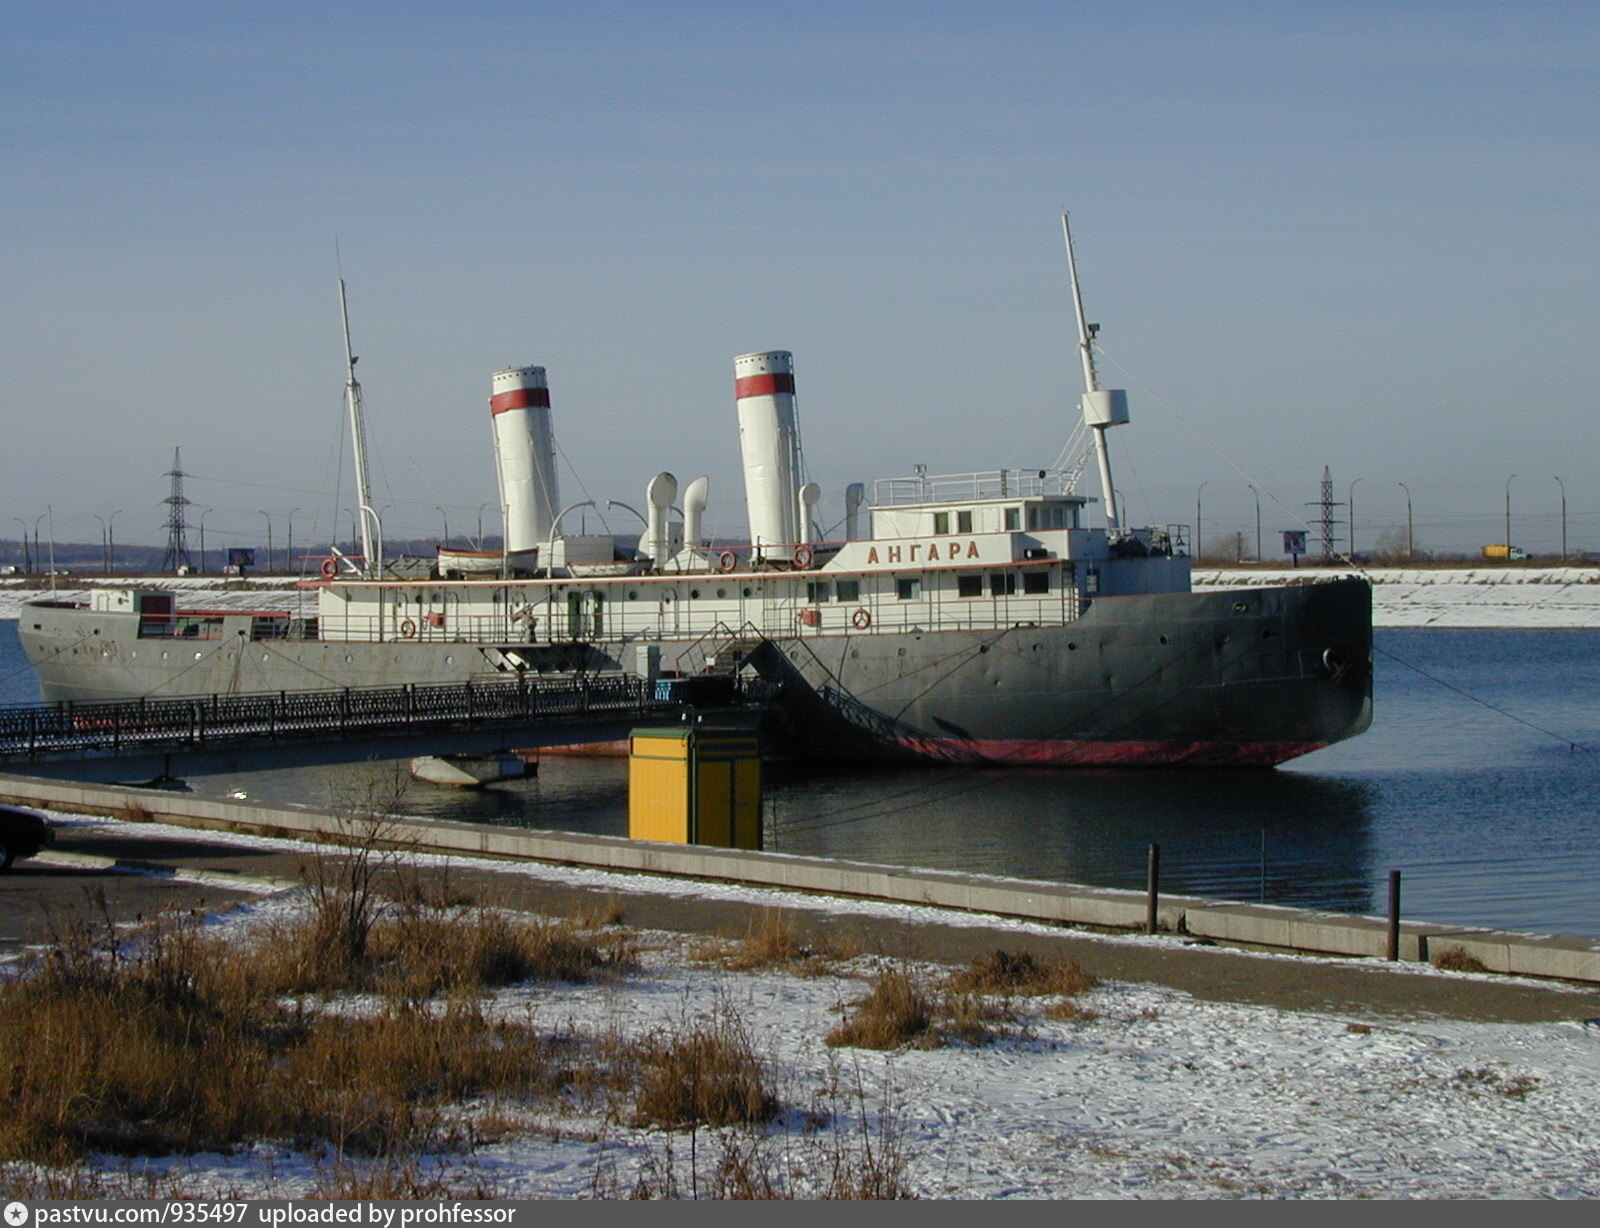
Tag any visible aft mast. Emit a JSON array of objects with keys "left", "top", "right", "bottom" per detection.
[
  {"left": 1061, "top": 213, "right": 1129, "bottom": 533},
  {"left": 339, "top": 278, "right": 379, "bottom": 576}
]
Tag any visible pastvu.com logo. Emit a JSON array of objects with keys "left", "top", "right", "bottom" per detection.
[{"left": 4, "top": 1201, "right": 28, "bottom": 1226}]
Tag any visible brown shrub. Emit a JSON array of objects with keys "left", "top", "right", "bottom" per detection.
[
  {"left": 1433, "top": 945, "right": 1490, "bottom": 974},
  {"left": 826, "top": 968, "right": 935, "bottom": 1050},
  {"left": 943, "top": 949, "right": 1098, "bottom": 997},
  {"left": 628, "top": 1013, "right": 777, "bottom": 1130}
]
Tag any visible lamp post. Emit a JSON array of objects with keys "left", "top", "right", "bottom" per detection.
[
  {"left": 285, "top": 507, "right": 300, "bottom": 576},
  {"left": 434, "top": 505, "right": 450, "bottom": 550},
  {"left": 12, "top": 518, "right": 31, "bottom": 574},
  {"left": 476, "top": 502, "right": 494, "bottom": 549},
  {"left": 1505, "top": 473, "right": 1517, "bottom": 559},
  {"left": 258, "top": 511, "right": 273, "bottom": 574},
  {"left": 31, "top": 512, "right": 48, "bottom": 576},
  {"left": 1247, "top": 485, "right": 1262, "bottom": 561},
  {"left": 1397, "top": 482, "right": 1413, "bottom": 561},
  {"left": 92, "top": 515, "right": 110, "bottom": 574},
  {"left": 1347, "top": 478, "right": 1363, "bottom": 557},
  {"left": 198, "top": 507, "right": 214, "bottom": 575},
  {"left": 1554, "top": 476, "right": 1567, "bottom": 561},
  {"left": 1195, "top": 481, "right": 1208, "bottom": 562}
]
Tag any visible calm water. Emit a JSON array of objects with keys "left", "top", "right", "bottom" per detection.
[{"left": 3, "top": 622, "right": 1597, "bottom": 937}]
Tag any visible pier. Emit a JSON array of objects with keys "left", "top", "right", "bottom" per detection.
[{"left": 0, "top": 674, "right": 723, "bottom": 760}]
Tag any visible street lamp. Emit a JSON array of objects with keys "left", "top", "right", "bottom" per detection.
[
  {"left": 434, "top": 505, "right": 450, "bottom": 549},
  {"left": 31, "top": 512, "right": 48, "bottom": 576},
  {"left": 258, "top": 511, "right": 273, "bottom": 574},
  {"left": 1247, "top": 485, "right": 1262, "bottom": 561},
  {"left": 1397, "top": 483, "right": 1413, "bottom": 561},
  {"left": 476, "top": 501, "right": 495, "bottom": 548},
  {"left": 92, "top": 515, "right": 111, "bottom": 574},
  {"left": 1505, "top": 473, "right": 1517, "bottom": 559},
  {"left": 1195, "top": 481, "right": 1208, "bottom": 562},
  {"left": 12, "top": 518, "right": 31, "bottom": 574},
  {"left": 285, "top": 507, "right": 300, "bottom": 576},
  {"left": 1554, "top": 476, "right": 1567, "bottom": 561},
  {"left": 1347, "top": 478, "right": 1363, "bottom": 557},
  {"left": 197, "top": 507, "right": 214, "bottom": 575}
]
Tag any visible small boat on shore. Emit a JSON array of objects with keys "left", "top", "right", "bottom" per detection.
[{"left": 408, "top": 750, "right": 533, "bottom": 789}]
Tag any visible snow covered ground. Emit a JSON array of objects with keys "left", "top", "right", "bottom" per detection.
[
  {"left": 18, "top": 812, "right": 1600, "bottom": 1200},
  {"left": 1197, "top": 567, "right": 1600, "bottom": 628},
  {"left": 8, "top": 569, "right": 1599, "bottom": 628}
]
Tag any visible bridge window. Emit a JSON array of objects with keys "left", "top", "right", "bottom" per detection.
[
  {"left": 990, "top": 573, "right": 1017, "bottom": 596},
  {"left": 1023, "top": 571, "right": 1049, "bottom": 595},
  {"left": 835, "top": 580, "right": 860, "bottom": 602},
  {"left": 1004, "top": 508, "right": 1020, "bottom": 531},
  {"left": 956, "top": 510, "right": 973, "bottom": 533},
  {"left": 933, "top": 511, "right": 950, "bottom": 534},
  {"left": 896, "top": 577, "right": 922, "bottom": 600},
  {"left": 806, "top": 581, "right": 831, "bottom": 602},
  {"left": 957, "top": 575, "right": 983, "bottom": 598}
]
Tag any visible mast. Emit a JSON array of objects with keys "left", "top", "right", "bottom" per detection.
[
  {"left": 1062, "top": 213, "right": 1128, "bottom": 533},
  {"left": 339, "top": 279, "right": 378, "bottom": 575}
]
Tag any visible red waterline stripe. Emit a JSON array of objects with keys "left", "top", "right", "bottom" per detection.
[
  {"left": 735, "top": 372, "right": 795, "bottom": 399},
  {"left": 490, "top": 387, "right": 551, "bottom": 414}
]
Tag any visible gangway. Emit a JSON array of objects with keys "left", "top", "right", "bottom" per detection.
[{"left": 0, "top": 673, "right": 747, "bottom": 761}]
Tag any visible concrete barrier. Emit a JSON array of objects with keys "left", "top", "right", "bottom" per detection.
[{"left": 5, "top": 771, "right": 1599, "bottom": 985}]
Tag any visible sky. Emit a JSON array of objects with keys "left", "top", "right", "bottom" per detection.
[{"left": 4, "top": 0, "right": 1597, "bottom": 561}]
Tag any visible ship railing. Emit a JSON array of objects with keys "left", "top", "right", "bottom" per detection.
[
  {"left": 317, "top": 587, "right": 1080, "bottom": 649},
  {"left": 872, "top": 469, "right": 1078, "bottom": 507}
]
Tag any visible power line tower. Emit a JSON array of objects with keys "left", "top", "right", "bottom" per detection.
[
  {"left": 160, "top": 447, "right": 194, "bottom": 574},
  {"left": 1306, "top": 464, "right": 1345, "bottom": 560}
]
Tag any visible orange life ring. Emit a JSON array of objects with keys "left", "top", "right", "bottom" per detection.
[
  {"left": 399, "top": 618, "right": 418, "bottom": 639},
  {"left": 717, "top": 549, "right": 738, "bottom": 573},
  {"left": 851, "top": 607, "right": 872, "bottom": 630},
  {"left": 792, "top": 544, "right": 814, "bottom": 569},
  {"left": 320, "top": 557, "right": 337, "bottom": 579}
]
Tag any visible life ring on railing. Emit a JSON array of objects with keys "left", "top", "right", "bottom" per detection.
[
  {"left": 320, "top": 557, "right": 337, "bottom": 579},
  {"left": 851, "top": 607, "right": 872, "bottom": 631},
  {"left": 792, "top": 544, "right": 814, "bottom": 570},
  {"left": 717, "top": 550, "right": 738, "bottom": 573},
  {"left": 399, "top": 618, "right": 418, "bottom": 640}
]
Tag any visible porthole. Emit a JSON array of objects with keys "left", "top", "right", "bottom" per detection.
[
  {"left": 446, "top": 655, "right": 455, "bottom": 665},
  {"left": 262, "top": 654, "right": 270, "bottom": 662},
  {"left": 716, "top": 588, "right": 727, "bottom": 598},
  {"left": 1232, "top": 601, "right": 1248, "bottom": 613},
  {"left": 627, "top": 590, "right": 638, "bottom": 600},
  {"left": 690, "top": 589, "right": 700, "bottom": 599},
  {"left": 161, "top": 651, "right": 169, "bottom": 660},
  {"left": 1067, "top": 642, "right": 1077, "bottom": 651},
  {"left": 979, "top": 644, "right": 990, "bottom": 654},
  {"left": 194, "top": 651, "right": 203, "bottom": 660},
  {"left": 344, "top": 654, "right": 353, "bottom": 663},
  {"left": 742, "top": 588, "right": 753, "bottom": 598},
  {"left": 1033, "top": 644, "right": 1043, "bottom": 652},
  {"left": 1159, "top": 635, "right": 1169, "bottom": 646}
]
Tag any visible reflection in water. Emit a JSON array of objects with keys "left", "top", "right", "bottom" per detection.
[{"left": 765, "top": 764, "right": 1378, "bottom": 914}]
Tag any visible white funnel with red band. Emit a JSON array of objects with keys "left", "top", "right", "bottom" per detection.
[
  {"left": 734, "top": 350, "right": 804, "bottom": 562},
  {"left": 490, "top": 366, "right": 559, "bottom": 555}
]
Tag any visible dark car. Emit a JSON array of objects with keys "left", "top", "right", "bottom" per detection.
[{"left": 0, "top": 805, "right": 54, "bottom": 871}]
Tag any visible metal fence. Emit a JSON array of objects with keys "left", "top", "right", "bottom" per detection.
[{"left": 0, "top": 673, "right": 666, "bottom": 759}]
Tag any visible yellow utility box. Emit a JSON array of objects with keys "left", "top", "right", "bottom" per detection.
[{"left": 628, "top": 726, "right": 762, "bottom": 849}]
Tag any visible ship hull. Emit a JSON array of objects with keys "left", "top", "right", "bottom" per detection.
[{"left": 18, "top": 578, "right": 1370, "bottom": 768}]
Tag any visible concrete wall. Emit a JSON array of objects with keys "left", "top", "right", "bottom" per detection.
[{"left": 6, "top": 770, "right": 1598, "bottom": 985}]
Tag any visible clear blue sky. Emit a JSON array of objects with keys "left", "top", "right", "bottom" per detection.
[{"left": 5, "top": 0, "right": 1596, "bottom": 559}]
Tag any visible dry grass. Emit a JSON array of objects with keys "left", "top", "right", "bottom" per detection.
[
  {"left": 0, "top": 903, "right": 617, "bottom": 1165},
  {"left": 692, "top": 913, "right": 856, "bottom": 976},
  {"left": 626, "top": 1011, "right": 778, "bottom": 1130},
  {"left": 1433, "top": 945, "right": 1490, "bottom": 973},
  {"left": 826, "top": 968, "right": 936, "bottom": 1050},
  {"left": 943, "top": 949, "right": 1098, "bottom": 997}
]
